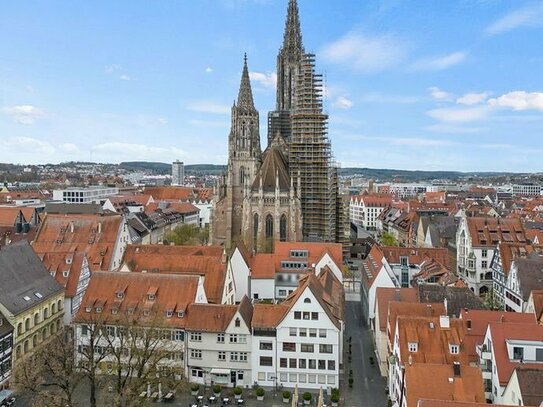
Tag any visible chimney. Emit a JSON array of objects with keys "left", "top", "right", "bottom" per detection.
[
  {"left": 443, "top": 297, "right": 448, "bottom": 316},
  {"left": 70, "top": 221, "right": 74, "bottom": 233},
  {"left": 440, "top": 315, "right": 450, "bottom": 329},
  {"left": 98, "top": 222, "right": 102, "bottom": 234}
]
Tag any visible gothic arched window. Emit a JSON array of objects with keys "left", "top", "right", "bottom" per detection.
[
  {"left": 240, "top": 166, "right": 246, "bottom": 186},
  {"left": 280, "top": 214, "right": 287, "bottom": 242},
  {"left": 266, "top": 215, "right": 274, "bottom": 238},
  {"left": 253, "top": 213, "right": 259, "bottom": 247}
]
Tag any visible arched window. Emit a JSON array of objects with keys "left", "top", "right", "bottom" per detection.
[
  {"left": 17, "top": 323, "right": 23, "bottom": 335},
  {"left": 304, "top": 298, "right": 311, "bottom": 304},
  {"left": 57, "top": 299, "right": 62, "bottom": 311},
  {"left": 32, "top": 334, "right": 38, "bottom": 348},
  {"left": 52, "top": 303, "right": 57, "bottom": 314},
  {"left": 240, "top": 166, "right": 246, "bottom": 186},
  {"left": 266, "top": 215, "right": 273, "bottom": 238},
  {"left": 253, "top": 213, "right": 259, "bottom": 248},
  {"left": 23, "top": 340, "right": 29, "bottom": 353},
  {"left": 34, "top": 313, "right": 40, "bottom": 326},
  {"left": 15, "top": 345, "right": 21, "bottom": 359},
  {"left": 43, "top": 308, "right": 49, "bottom": 320},
  {"left": 280, "top": 214, "right": 287, "bottom": 242},
  {"left": 25, "top": 318, "right": 30, "bottom": 331}
]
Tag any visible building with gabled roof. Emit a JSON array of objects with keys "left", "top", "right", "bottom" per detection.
[
  {"left": 251, "top": 268, "right": 344, "bottom": 390},
  {"left": 525, "top": 290, "right": 543, "bottom": 324},
  {"left": 502, "top": 366, "right": 543, "bottom": 406},
  {"left": 402, "top": 363, "right": 485, "bottom": 407},
  {"left": 504, "top": 253, "right": 543, "bottom": 312},
  {"left": 119, "top": 244, "right": 233, "bottom": 304},
  {"left": 0, "top": 206, "right": 41, "bottom": 247},
  {"left": 0, "top": 242, "right": 64, "bottom": 362},
  {"left": 185, "top": 297, "right": 254, "bottom": 387},
  {"left": 478, "top": 321, "right": 543, "bottom": 403}
]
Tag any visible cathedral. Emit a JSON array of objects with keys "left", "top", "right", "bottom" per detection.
[{"left": 211, "top": 0, "right": 345, "bottom": 253}]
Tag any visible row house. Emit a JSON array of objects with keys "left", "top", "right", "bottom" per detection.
[
  {"left": 185, "top": 298, "right": 253, "bottom": 387},
  {"left": 349, "top": 194, "right": 393, "bottom": 231},
  {"left": 32, "top": 213, "right": 130, "bottom": 323},
  {"left": 377, "top": 207, "right": 418, "bottom": 246},
  {"left": 504, "top": 253, "right": 543, "bottom": 312},
  {"left": 382, "top": 247, "right": 451, "bottom": 288},
  {"left": 251, "top": 269, "right": 344, "bottom": 391},
  {"left": 477, "top": 321, "right": 543, "bottom": 403},
  {"left": 456, "top": 215, "right": 526, "bottom": 296},
  {"left": 413, "top": 215, "right": 457, "bottom": 250},
  {"left": 229, "top": 241, "right": 343, "bottom": 302},
  {"left": 0, "top": 312, "right": 13, "bottom": 389},
  {"left": 388, "top": 315, "right": 468, "bottom": 405},
  {"left": 73, "top": 272, "right": 207, "bottom": 380},
  {"left": 501, "top": 366, "right": 543, "bottom": 406},
  {"left": 401, "top": 363, "right": 485, "bottom": 407},
  {"left": 0, "top": 242, "right": 64, "bottom": 362},
  {"left": 491, "top": 242, "right": 536, "bottom": 309},
  {"left": 119, "top": 244, "right": 235, "bottom": 304}
]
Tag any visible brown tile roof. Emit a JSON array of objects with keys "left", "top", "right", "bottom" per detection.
[
  {"left": 418, "top": 401, "right": 519, "bottom": 407},
  {"left": 252, "top": 304, "right": 288, "bottom": 329},
  {"left": 121, "top": 244, "right": 226, "bottom": 303},
  {"left": 405, "top": 364, "right": 485, "bottom": 407},
  {"left": 351, "top": 194, "right": 393, "bottom": 207},
  {"left": 526, "top": 229, "right": 543, "bottom": 245},
  {"left": 387, "top": 302, "right": 446, "bottom": 351},
  {"left": 375, "top": 287, "right": 418, "bottom": 332},
  {"left": 38, "top": 251, "right": 87, "bottom": 298},
  {"left": 383, "top": 246, "right": 451, "bottom": 268},
  {"left": 530, "top": 290, "right": 543, "bottom": 323},
  {"left": 73, "top": 271, "right": 200, "bottom": 328},
  {"left": 146, "top": 201, "right": 199, "bottom": 214},
  {"left": 361, "top": 245, "right": 385, "bottom": 289},
  {"left": 185, "top": 303, "right": 238, "bottom": 332},
  {"left": 32, "top": 213, "right": 123, "bottom": 272},
  {"left": 459, "top": 309, "right": 536, "bottom": 363},
  {"left": 396, "top": 315, "right": 467, "bottom": 365},
  {"left": 487, "top": 321, "right": 543, "bottom": 386},
  {"left": 498, "top": 242, "right": 535, "bottom": 275},
  {"left": 143, "top": 186, "right": 196, "bottom": 201},
  {"left": 467, "top": 217, "right": 526, "bottom": 247},
  {"left": 251, "top": 253, "right": 276, "bottom": 279},
  {"left": 0, "top": 206, "right": 38, "bottom": 226},
  {"left": 514, "top": 367, "right": 543, "bottom": 406}
]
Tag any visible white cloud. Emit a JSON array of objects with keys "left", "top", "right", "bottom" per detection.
[
  {"left": 1, "top": 136, "right": 55, "bottom": 154},
  {"left": 249, "top": 71, "right": 277, "bottom": 89},
  {"left": 205, "top": 67, "right": 214, "bottom": 73},
  {"left": 320, "top": 32, "right": 408, "bottom": 73},
  {"left": 488, "top": 91, "right": 543, "bottom": 111},
  {"left": 457, "top": 92, "right": 489, "bottom": 105},
  {"left": 427, "top": 106, "right": 490, "bottom": 123},
  {"left": 486, "top": 3, "right": 543, "bottom": 35},
  {"left": 2, "top": 105, "right": 46, "bottom": 124},
  {"left": 92, "top": 142, "right": 187, "bottom": 161},
  {"left": 411, "top": 51, "right": 467, "bottom": 71},
  {"left": 59, "top": 143, "right": 80, "bottom": 153},
  {"left": 333, "top": 96, "right": 354, "bottom": 110},
  {"left": 105, "top": 64, "right": 122, "bottom": 73},
  {"left": 120, "top": 74, "right": 131, "bottom": 81},
  {"left": 425, "top": 124, "right": 483, "bottom": 134},
  {"left": 428, "top": 87, "right": 452, "bottom": 101},
  {"left": 186, "top": 100, "right": 231, "bottom": 115}
]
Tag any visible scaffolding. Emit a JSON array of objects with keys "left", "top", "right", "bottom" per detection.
[{"left": 288, "top": 54, "right": 339, "bottom": 242}]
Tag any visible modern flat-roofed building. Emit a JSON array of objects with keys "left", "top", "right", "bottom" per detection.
[{"left": 52, "top": 187, "right": 119, "bottom": 204}]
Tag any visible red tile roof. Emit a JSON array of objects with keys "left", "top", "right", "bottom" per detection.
[
  {"left": 488, "top": 321, "right": 543, "bottom": 385},
  {"left": 73, "top": 271, "right": 200, "bottom": 329},
  {"left": 460, "top": 309, "right": 536, "bottom": 363},
  {"left": 405, "top": 364, "right": 485, "bottom": 407},
  {"left": 466, "top": 217, "right": 526, "bottom": 247},
  {"left": 383, "top": 246, "right": 451, "bottom": 268},
  {"left": 375, "top": 287, "right": 418, "bottom": 332},
  {"left": 121, "top": 244, "right": 226, "bottom": 303}
]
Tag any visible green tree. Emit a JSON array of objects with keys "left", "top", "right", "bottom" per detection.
[
  {"left": 165, "top": 224, "right": 208, "bottom": 246},
  {"left": 381, "top": 232, "right": 399, "bottom": 246},
  {"left": 483, "top": 287, "right": 502, "bottom": 311}
]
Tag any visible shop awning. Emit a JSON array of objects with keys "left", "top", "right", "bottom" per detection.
[{"left": 210, "top": 368, "right": 231, "bottom": 375}]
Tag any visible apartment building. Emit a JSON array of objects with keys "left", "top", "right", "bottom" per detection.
[
  {"left": 0, "top": 242, "right": 64, "bottom": 361},
  {"left": 350, "top": 194, "right": 393, "bottom": 231},
  {"left": 0, "top": 312, "right": 13, "bottom": 389},
  {"left": 457, "top": 215, "right": 526, "bottom": 296},
  {"left": 52, "top": 187, "right": 119, "bottom": 204},
  {"left": 185, "top": 298, "right": 253, "bottom": 387}
]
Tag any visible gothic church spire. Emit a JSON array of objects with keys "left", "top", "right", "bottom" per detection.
[
  {"left": 282, "top": 0, "right": 303, "bottom": 53},
  {"left": 237, "top": 53, "right": 255, "bottom": 111}
]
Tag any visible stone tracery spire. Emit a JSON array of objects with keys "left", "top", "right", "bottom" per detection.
[
  {"left": 282, "top": 0, "right": 303, "bottom": 53},
  {"left": 237, "top": 53, "right": 256, "bottom": 111}
]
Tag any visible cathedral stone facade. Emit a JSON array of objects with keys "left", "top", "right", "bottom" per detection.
[{"left": 211, "top": 0, "right": 346, "bottom": 253}]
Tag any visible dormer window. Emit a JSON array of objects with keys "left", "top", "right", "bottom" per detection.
[
  {"left": 148, "top": 294, "right": 156, "bottom": 301},
  {"left": 408, "top": 342, "right": 418, "bottom": 353},
  {"left": 112, "top": 308, "right": 119, "bottom": 315},
  {"left": 95, "top": 307, "right": 102, "bottom": 314},
  {"left": 143, "top": 310, "right": 150, "bottom": 317},
  {"left": 449, "top": 344, "right": 459, "bottom": 354},
  {"left": 177, "top": 311, "right": 185, "bottom": 318},
  {"left": 116, "top": 292, "right": 124, "bottom": 299},
  {"left": 85, "top": 307, "right": 92, "bottom": 313},
  {"left": 127, "top": 308, "right": 135, "bottom": 315},
  {"left": 63, "top": 271, "right": 69, "bottom": 278}
]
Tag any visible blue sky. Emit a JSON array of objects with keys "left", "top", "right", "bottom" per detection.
[{"left": 1, "top": 0, "right": 542, "bottom": 172}]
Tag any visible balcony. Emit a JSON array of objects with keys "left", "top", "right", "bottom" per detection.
[{"left": 476, "top": 344, "right": 491, "bottom": 360}]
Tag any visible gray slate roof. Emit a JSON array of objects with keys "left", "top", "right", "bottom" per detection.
[
  {"left": 418, "top": 285, "right": 487, "bottom": 318},
  {"left": 515, "top": 253, "right": 543, "bottom": 301},
  {"left": 515, "top": 367, "right": 543, "bottom": 407},
  {"left": 0, "top": 241, "right": 64, "bottom": 315}
]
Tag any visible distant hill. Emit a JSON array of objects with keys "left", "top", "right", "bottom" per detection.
[
  {"left": 339, "top": 167, "right": 518, "bottom": 181},
  {"left": 119, "top": 162, "right": 226, "bottom": 175}
]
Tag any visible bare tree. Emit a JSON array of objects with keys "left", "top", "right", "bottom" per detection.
[{"left": 13, "top": 327, "right": 84, "bottom": 407}]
